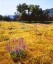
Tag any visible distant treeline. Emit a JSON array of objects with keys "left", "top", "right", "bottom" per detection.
[
  {"left": 0, "top": 15, "right": 13, "bottom": 21},
  {"left": 0, "top": 3, "right": 53, "bottom": 23}
]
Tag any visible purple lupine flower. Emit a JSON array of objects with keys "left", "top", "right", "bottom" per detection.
[
  {"left": 17, "top": 38, "right": 23, "bottom": 49},
  {"left": 6, "top": 37, "right": 27, "bottom": 55},
  {"left": 6, "top": 40, "right": 12, "bottom": 52},
  {"left": 14, "top": 46, "right": 20, "bottom": 55},
  {"left": 18, "top": 38, "right": 27, "bottom": 50},
  {"left": 21, "top": 38, "right": 27, "bottom": 50},
  {"left": 12, "top": 38, "right": 16, "bottom": 43},
  {"left": 22, "top": 42, "right": 27, "bottom": 50}
]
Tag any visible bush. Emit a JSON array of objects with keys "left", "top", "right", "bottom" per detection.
[
  {"left": 51, "top": 28, "right": 53, "bottom": 31},
  {"left": 6, "top": 38, "right": 28, "bottom": 63},
  {"left": 3, "top": 35, "right": 9, "bottom": 41},
  {"left": 10, "top": 49, "right": 27, "bottom": 63}
]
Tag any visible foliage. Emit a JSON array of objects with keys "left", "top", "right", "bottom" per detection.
[
  {"left": 6, "top": 38, "right": 28, "bottom": 63},
  {"left": 3, "top": 35, "right": 9, "bottom": 41},
  {"left": 16, "top": 3, "right": 50, "bottom": 23}
]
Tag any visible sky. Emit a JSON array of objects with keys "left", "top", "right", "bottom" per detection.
[{"left": 0, "top": 0, "right": 53, "bottom": 15}]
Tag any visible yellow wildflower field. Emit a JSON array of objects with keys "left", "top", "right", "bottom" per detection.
[{"left": 0, "top": 21, "right": 53, "bottom": 64}]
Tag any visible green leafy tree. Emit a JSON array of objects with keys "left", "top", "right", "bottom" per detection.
[
  {"left": 16, "top": 3, "right": 28, "bottom": 21},
  {"left": 44, "top": 9, "right": 50, "bottom": 21},
  {"left": 16, "top": 3, "right": 50, "bottom": 23},
  {"left": 29, "top": 5, "right": 43, "bottom": 22},
  {"left": 17, "top": 3, "right": 28, "bottom": 14}
]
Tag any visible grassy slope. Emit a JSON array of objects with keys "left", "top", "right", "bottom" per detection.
[{"left": 0, "top": 21, "right": 53, "bottom": 64}]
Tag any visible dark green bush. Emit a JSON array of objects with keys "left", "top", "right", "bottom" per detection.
[{"left": 10, "top": 49, "right": 27, "bottom": 63}]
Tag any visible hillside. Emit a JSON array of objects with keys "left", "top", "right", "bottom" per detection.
[
  {"left": 49, "top": 8, "right": 53, "bottom": 15},
  {"left": 43, "top": 8, "right": 53, "bottom": 16}
]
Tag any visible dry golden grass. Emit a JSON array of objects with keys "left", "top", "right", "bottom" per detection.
[{"left": 0, "top": 21, "right": 53, "bottom": 64}]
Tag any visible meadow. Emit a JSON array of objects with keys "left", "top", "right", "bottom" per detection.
[{"left": 0, "top": 21, "right": 53, "bottom": 64}]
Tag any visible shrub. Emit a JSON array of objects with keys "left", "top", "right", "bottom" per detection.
[
  {"left": 22, "top": 26, "right": 25, "bottom": 29},
  {"left": 10, "top": 49, "right": 27, "bottom": 63},
  {"left": 10, "top": 51, "right": 18, "bottom": 62},
  {"left": 51, "top": 28, "right": 53, "bottom": 31},
  {"left": 0, "top": 24, "right": 1, "bottom": 26},
  {"left": 6, "top": 38, "right": 27, "bottom": 63},
  {"left": 3, "top": 35, "right": 9, "bottom": 41}
]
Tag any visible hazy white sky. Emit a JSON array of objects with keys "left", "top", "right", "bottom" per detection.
[{"left": 0, "top": 0, "right": 53, "bottom": 15}]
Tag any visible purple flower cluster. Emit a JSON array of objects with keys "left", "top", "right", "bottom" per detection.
[
  {"left": 6, "top": 37, "right": 27, "bottom": 54},
  {"left": 6, "top": 40, "right": 12, "bottom": 52}
]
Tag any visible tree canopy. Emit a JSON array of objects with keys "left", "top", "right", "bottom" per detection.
[{"left": 16, "top": 3, "right": 50, "bottom": 23}]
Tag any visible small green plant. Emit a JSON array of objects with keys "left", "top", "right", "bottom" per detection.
[
  {"left": 0, "top": 24, "right": 1, "bottom": 26},
  {"left": 3, "top": 35, "right": 9, "bottom": 41},
  {"left": 51, "top": 28, "right": 53, "bottom": 31},
  {"left": 22, "top": 26, "right": 25, "bottom": 29},
  {"left": 10, "top": 51, "right": 18, "bottom": 62},
  {"left": 18, "top": 49, "right": 27, "bottom": 59},
  {"left": 10, "top": 49, "right": 27, "bottom": 63}
]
